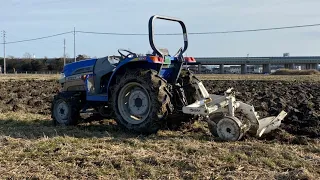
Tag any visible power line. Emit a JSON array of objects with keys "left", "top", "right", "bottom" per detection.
[
  {"left": 0, "top": 23, "right": 319, "bottom": 45},
  {"left": 76, "top": 30, "right": 149, "bottom": 36},
  {"left": 1, "top": 31, "right": 73, "bottom": 44},
  {"left": 77, "top": 23, "right": 320, "bottom": 36},
  {"left": 190, "top": 23, "right": 320, "bottom": 35}
]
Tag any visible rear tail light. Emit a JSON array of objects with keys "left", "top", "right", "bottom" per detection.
[
  {"left": 184, "top": 57, "right": 196, "bottom": 63},
  {"left": 149, "top": 56, "right": 164, "bottom": 63}
]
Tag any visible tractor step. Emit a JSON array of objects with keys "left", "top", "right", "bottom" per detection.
[
  {"left": 80, "top": 109, "right": 96, "bottom": 114},
  {"left": 95, "top": 93, "right": 108, "bottom": 96},
  {"left": 87, "top": 94, "right": 108, "bottom": 101}
]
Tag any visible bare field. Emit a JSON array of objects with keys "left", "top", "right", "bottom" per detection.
[
  {"left": 0, "top": 74, "right": 319, "bottom": 179},
  {"left": 0, "top": 112, "right": 319, "bottom": 179}
]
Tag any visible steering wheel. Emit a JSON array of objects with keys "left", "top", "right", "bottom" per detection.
[{"left": 118, "top": 49, "right": 138, "bottom": 60}]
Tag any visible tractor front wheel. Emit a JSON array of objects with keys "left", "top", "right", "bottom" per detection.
[
  {"left": 111, "top": 69, "right": 172, "bottom": 134},
  {"left": 51, "top": 92, "right": 81, "bottom": 126}
]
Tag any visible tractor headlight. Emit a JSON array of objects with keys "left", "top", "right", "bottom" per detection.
[{"left": 59, "top": 73, "right": 66, "bottom": 84}]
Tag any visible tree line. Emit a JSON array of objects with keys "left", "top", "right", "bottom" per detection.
[{"left": 0, "top": 55, "right": 90, "bottom": 73}]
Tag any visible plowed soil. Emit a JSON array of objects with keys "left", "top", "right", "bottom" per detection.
[
  {"left": 0, "top": 79, "right": 318, "bottom": 139},
  {"left": 0, "top": 79, "right": 60, "bottom": 114},
  {"left": 205, "top": 80, "right": 320, "bottom": 140}
]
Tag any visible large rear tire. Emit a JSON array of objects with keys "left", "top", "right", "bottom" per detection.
[
  {"left": 110, "top": 69, "right": 172, "bottom": 134},
  {"left": 167, "top": 69, "right": 201, "bottom": 129}
]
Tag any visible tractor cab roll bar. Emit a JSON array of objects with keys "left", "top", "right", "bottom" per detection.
[{"left": 148, "top": 15, "right": 188, "bottom": 58}]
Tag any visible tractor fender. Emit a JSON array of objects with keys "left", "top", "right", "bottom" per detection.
[{"left": 106, "top": 59, "right": 160, "bottom": 96}]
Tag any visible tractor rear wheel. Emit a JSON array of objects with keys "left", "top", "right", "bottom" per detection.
[
  {"left": 167, "top": 69, "right": 201, "bottom": 129},
  {"left": 110, "top": 69, "right": 172, "bottom": 134},
  {"left": 51, "top": 92, "right": 82, "bottom": 126},
  {"left": 179, "top": 69, "right": 200, "bottom": 106}
]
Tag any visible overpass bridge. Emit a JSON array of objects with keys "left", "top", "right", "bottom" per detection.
[
  {"left": 0, "top": 56, "right": 318, "bottom": 74},
  {"left": 191, "top": 56, "right": 320, "bottom": 74}
]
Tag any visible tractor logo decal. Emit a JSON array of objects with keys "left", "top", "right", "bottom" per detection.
[
  {"left": 66, "top": 75, "right": 82, "bottom": 81},
  {"left": 72, "top": 66, "right": 93, "bottom": 75},
  {"left": 190, "top": 108, "right": 201, "bottom": 112},
  {"left": 131, "top": 57, "right": 146, "bottom": 61}
]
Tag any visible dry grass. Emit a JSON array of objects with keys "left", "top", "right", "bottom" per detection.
[
  {"left": 0, "top": 74, "right": 60, "bottom": 81},
  {"left": 197, "top": 74, "right": 320, "bottom": 82},
  {"left": 0, "top": 112, "right": 319, "bottom": 179},
  {"left": 271, "top": 69, "right": 320, "bottom": 75},
  {"left": 0, "top": 73, "right": 319, "bottom": 82}
]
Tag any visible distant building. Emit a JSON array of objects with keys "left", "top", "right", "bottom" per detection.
[
  {"left": 187, "top": 65, "right": 212, "bottom": 74},
  {"left": 296, "top": 66, "right": 301, "bottom": 70},
  {"left": 212, "top": 67, "right": 220, "bottom": 74},
  {"left": 247, "top": 65, "right": 262, "bottom": 74},
  {"left": 228, "top": 66, "right": 241, "bottom": 74}
]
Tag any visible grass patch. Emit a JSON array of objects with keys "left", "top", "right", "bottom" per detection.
[
  {"left": 0, "top": 73, "right": 320, "bottom": 82},
  {"left": 0, "top": 74, "right": 59, "bottom": 81},
  {"left": 197, "top": 73, "right": 320, "bottom": 82},
  {"left": 0, "top": 112, "right": 319, "bottom": 179},
  {"left": 271, "top": 69, "right": 319, "bottom": 75}
]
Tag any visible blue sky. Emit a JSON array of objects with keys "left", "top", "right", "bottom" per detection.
[{"left": 1, "top": 0, "right": 320, "bottom": 58}]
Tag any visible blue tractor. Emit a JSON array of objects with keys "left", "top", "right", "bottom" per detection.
[{"left": 52, "top": 15, "right": 287, "bottom": 141}]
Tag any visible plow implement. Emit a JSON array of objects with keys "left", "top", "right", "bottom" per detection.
[{"left": 183, "top": 82, "right": 288, "bottom": 141}]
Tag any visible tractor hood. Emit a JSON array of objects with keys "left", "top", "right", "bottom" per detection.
[{"left": 63, "top": 58, "right": 97, "bottom": 77}]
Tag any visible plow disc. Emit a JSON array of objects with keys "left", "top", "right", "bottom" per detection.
[
  {"left": 207, "top": 110, "right": 287, "bottom": 141},
  {"left": 215, "top": 116, "right": 247, "bottom": 141}
]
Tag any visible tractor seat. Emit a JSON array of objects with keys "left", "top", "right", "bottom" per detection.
[
  {"left": 152, "top": 48, "right": 170, "bottom": 56},
  {"left": 159, "top": 48, "right": 169, "bottom": 56}
]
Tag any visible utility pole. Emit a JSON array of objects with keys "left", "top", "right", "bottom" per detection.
[
  {"left": 73, "top": 27, "right": 76, "bottom": 62},
  {"left": 2, "top": 31, "right": 6, "bottom": 74},
  {"left": 63, "top": 38, "right": 66, "bottom": 66}
]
